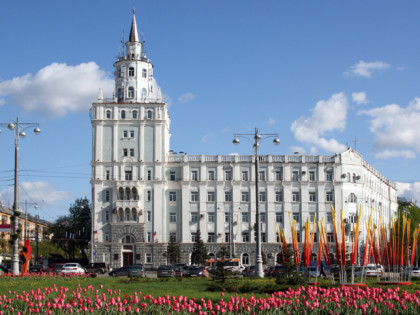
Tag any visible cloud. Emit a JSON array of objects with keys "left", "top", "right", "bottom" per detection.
[
  {"left": 290, "top": 92, "right": 348, "bottom": 153},
  {"left": 267, "top": 118, "right": 275, "bottom": 126},
  {"left": 201, "top": 132, "right": 216, "bottom": 143},
  {"left": 396, "top": 182, "right": 420, "bottom": 205},
  {"left": 0, "top": 62, "right": 114, "bottom": 117},
  {"left": 359, "top": 97, "right": 420, "bottom": 157},
  {"left": 178, "top": 92, "right": 196, "bottom": 103},
  {"left": 0, "top": 181, "right": 71, "bottom": 206},
  {"left": 352, "top": 92, "right": 368, "bottom": 105},
  {"left": 374, "top": 150, "right": 415, "bottom": 159},
  {"left": 345, "top": 60, "right": 390, "bottom": 78}
]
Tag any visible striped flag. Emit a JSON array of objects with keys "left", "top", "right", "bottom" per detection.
[{"left": 152, "top": 231, "right": 157, "bottom": 238}]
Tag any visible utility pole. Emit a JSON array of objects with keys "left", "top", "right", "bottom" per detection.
[{"left": 35, "top": 215, "right": 39, "bottom": 264}]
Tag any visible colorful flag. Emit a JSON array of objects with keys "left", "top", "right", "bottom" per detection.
[{"left": 153, "top": 231, "right": 157, "bottom": 237}]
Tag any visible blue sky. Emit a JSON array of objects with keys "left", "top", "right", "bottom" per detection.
[{"left": 1, "top": 0, "right": 420, "bottom": 221}]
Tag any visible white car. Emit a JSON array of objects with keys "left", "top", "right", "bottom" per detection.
[
  {"left": 365, "top": 264, "right": 381, "bottom": 277},
  {"left": 402, "top": 266, "right": 420, "bottom": 278},
  {"left": 60, "top": 263, "right": 86, "bottom": 274}
]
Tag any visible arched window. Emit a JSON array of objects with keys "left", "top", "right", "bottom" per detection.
[
  {"left": 118, "top": 208, "right": 124, "bottom": 222},
  {"left": 141, "top": 88, "right": 147, "bottom": 100},
  {"left": 117, "top": 88, "right": 123, "bottom": 101},
  {"left": 125, "top": 208, "right": 130, "bottom": 221},
  {"left": 142, "top": 69, "right": 147, "bottom": 78},
  {"left": 119, "top": 188, "right": 124, "bottom": 200},
  {"left": 347, "top": 172, "right": 351, "bottom": 182},
  {"left": 128, "top": 67, "right": 135, "bottom": 77},
  {"left": 242, "top": 253, "right": 250, "bottom": 265},
  {"left": 352, "top": 173, "right": 357, "bottom": 182},
  {"left": 132, "top": 110, "right": 138, "bottom": 119},
  {"left": 147, "top": 110, "right": 153, "bottom": 119},
  {"left": 132, "top": 188, "right": 138, "bottom": 200},
  {"left": 128, "top": 87, "right": 135, "bottom": 98},
  {"left": 276, "top": 253, "right": 282, "bottom": 265},
  {"left": 121, "top": 110, "right": 126, "bottom": 119},
  {"left": 122, "top": 235, "right": 135, "bottom": 243},
  {"left": 125, "top": 188, "right": 131, "bottom": 200},
  {"left": 348, "top": 193, "right": 357, "bottom": 203},
  {"left": 208, "top": 253, "right": 216, "bottom": 260},
  {"left": 132, "top": 208, "right": 137, "bottom": 222},
  {"left": 106, "top": 110, "right": 111, "bottom": 119}
]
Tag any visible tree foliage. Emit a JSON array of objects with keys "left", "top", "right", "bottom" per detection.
[
  {"left": 191, "top": 229, "right": 208, "bottom": 265},
  {"left": 166, "top": 236, "right": 181, "bottom": 264},
  {"left": 49, "top": 197, "right": 91, "bottom": 260}
]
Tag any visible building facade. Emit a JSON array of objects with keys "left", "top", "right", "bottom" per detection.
[{"left": 90, "top": 13, "right": 398, "bottom": 269}]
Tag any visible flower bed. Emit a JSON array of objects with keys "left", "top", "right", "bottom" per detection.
[{"left": 0, "top": 283, "right": 418, "bottom": 314}]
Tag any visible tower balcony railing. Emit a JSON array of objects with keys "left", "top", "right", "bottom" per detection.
[{"left": 113, "top": 200, "right": 141, "bottom": 209}]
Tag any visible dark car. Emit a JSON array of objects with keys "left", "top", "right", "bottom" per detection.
[
  {"left": 84, "top": 262, "right": 109, "bottom": 274},
  {"left": 157, "top": 265, "right": 175, "bottom": 278},
  {"left": 109, "top": 264, "right": 146, "bottom": 277},
  {"left": 271, "top": 265, "right": 286, "bottom": 277},
  {"left": 29, "top": 264, "right": 49, "bottom": 273},
  {"left": 186, "top": 266, "right": 209, "bottom": 277},
  {"left": 242, "top": 265, "right": 256, "bottom": 277},
  {"left": 50, "top": 263, "right": 65, "bottom": 274}
]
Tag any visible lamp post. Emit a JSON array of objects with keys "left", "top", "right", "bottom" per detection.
[
  {"left": 233, "top": 128, "right": 280, "bottom": 278},
  {"left": 0, "top": 118, "right": 41, "bottom": 275}
]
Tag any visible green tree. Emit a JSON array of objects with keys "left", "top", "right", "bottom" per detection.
[
  {"left": 191, "top": 229, "right": 208, "bottom": 265},
  {"left": 276, "top": 244, "right": 304, "bottom": 285},
  {"left": 166, "top": 236, "right": 181, "bottom": 264}
]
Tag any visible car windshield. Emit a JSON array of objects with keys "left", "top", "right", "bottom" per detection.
[
  {"left": 159, "top": 266, "right": 172, "bottom": 270},
  {"left": 65, "top": 264, "right": 77, "bottom": 267},
  {"left": 189, "top": 267, "right": 201, "bottom": 270}
]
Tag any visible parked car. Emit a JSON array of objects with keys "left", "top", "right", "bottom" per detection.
[
  {"left": 61, "top": 263, "right": 86, "bottom": 274},
  {"left": 401, "top": 266, "right": 420, "bottom": 278},
  {"left": 157, "top": 265, "right": 175, "bottom": 278},
  {"left": 365, "top": 264, "right": 381, "bottom": 277},
  {"left": 242, "top": 265, "right": 256, "bottom": 277},
  {"left": 109, "top": 264, "right": 146, "bottom": 277},
  {"left": 29, "top": 264, "right": 49, "bottom": 273},
  {"left": 185, "top": 266, "right": 209, "bottom": 277},
  {"left": 50, "top": 263, "right": 65, "bottom": 274},
  {"left": 271, "top": 265, "right": 286, "bottom": 277},
  {"left": 264, "top": 266, "right": 276, "bottom": 277},
  {"left": 84, "top": 262, "right": 109, "bottom": 274}
]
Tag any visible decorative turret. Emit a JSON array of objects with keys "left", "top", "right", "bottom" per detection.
[{"left": 126, "top": 9, "right": 142, "bottom": 60}]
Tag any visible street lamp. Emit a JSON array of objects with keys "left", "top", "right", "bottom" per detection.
[
  {"left": 233, "top": 127, "right": 280, "bottom": 278},
  {"left": 0, "top": 118, "right": 41, "bottom": 275}
]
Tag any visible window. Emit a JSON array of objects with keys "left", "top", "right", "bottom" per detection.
[
  {"left": 169, "top": 192, "right": 177, "bottom": 202},
  {"left": 275, "top": 191, "right": 283, "bottom": 202},
  {"left": 225, "top": 170, "right": 232, "bottom": 180},
  {"left": 241, "top": 192, "right": 249, "bottom": 202},
  {"left": 242, "top": 212, "right": 249, "bottom": 223},
  {"left": 292, "top": 191, "right": 300, "bottom": 202},
  {"left": 309, "top": 171, "right": 315, "bottom": 181},
  {"left": 242, "top": 171, "right": 249, "bottom": 181},
  {"left": 147, "top": 211, "right": 151, "bottom": 221},
  {"left": 105, "top": 233, "right": 109, "bottom": 242},
  {"left": 118, "top": 88, "right": 123, "bottom": 101},
  {"left": 121, "top": 110, "right": 126, "bottom": 119},
  {"left": 123, "top": 148, "right": 128, "bottom": 157},
  {"left": 225, "top": 213, "right": 230, "bottom": 223},
  {"left": 259, "top": 171, "right": 265, "bottom": 181},
  {"left": 276, "top": 212, "right": 283, "bottom": 223},
  {"left": 292, "top": 212, "right": 300, "bottom": 223},
  {"left": 348, "top": 193, "right": 357, "bottom": 203},
  {"left": 326, "top": 170, "right": 333, "bottom": 181},
  {"left": 106, "top": 110, "right": 111, "bottom": 119},
  {"left": 142, "top": 69, "right": 147, "bottom": 78},
  {"left": 170, "top": 232, "right": 177, "bottom": 242},
  {"left": 327, "top": 232, "right": 334, "bottom": 242},
  {"left": 105, "top": 190, "right": 110, "bottom": 202},
  {"left": 207, "top": 191, "right": 215, "bottom": 202},
  {"left": 128, "top": 87, "right": 134, "bottom": 98},
  {"left": 261, "top": 233, "right": 266, "bottom": 242},
  {"left": 242, "top": 253, "right": 250, "bottom": 265},
  {"left": 326, "top": 191, "right": 334, "bottom": 202},
  {"left": 141, "top": 88, "right": 147, "bottom": 100},
  {"left": 191, "top": 233, "right": 197, "bottom": 242},
  {"left": 146, "top": 253, "right": 152, "bottom": 263},
  {"left": 275, "top": 170, "right": 283, "bottom": 181},
  {"left": 146, "top": 109, "right": 152, "bottom": 119},
  {"left": 106, "top": 170, "right": 110, "bottom": 180},
  {"left": 207, "top": 233, "right": 215, "bottom": 243},
  {"left": 191, "top": 170, "right": 198, "bottom": 181},
  {"left": 191, "top": 213, "right": 198, "bottom": 222},
  {"left": 309, "top": 192, "right": 317, "bottom": 202},
  {"left": 327, "top": 213, "right": 333, "bottom": 223},
  {"left": 105, "top": 211, "right": 109, "bottom": 221},
  {"left": 170, "top": 213, "right": 176, "bottom": 223},
  {"left": 259, "top": 191, "right": 266, "bottom": 202},
  {"left": 296, "top": 232, "right": 301, "bottom": 243},
  {"left": 191, "top": 191, "right": 199, "bottom": 202},
  {"left": 208, "top": 170, "right": 215, "bottom": 180},
  {"left": 125, "top": 171, "right": 132, "bottom": 180},
  {"left": 242, "top": 232, "right": 249, "bottom": 242},
  {"left": 130, "top": 149, "right": 134, "bottom": 157},
  {"left": 225, "top": 191, "right": 232, "bottom": 202},
  {"left": 225, "top": 233, "right": 230, "bottom": 243},
  {"left": 132, "top": 110, "right": 138, "bottom": 119},
  {"left": 292, "top": 171, "right": 299, "bottom": 181},
  {"left": 123, "top": 130, "right": 128, "bottom": 138},
  {"left": 310, "top": 212, "right": 316, "bottom": 222},
  {"left": 130, "top": 130, "right": 135, "bottom": 138},
  {"left": 147, "top": 191, "right": 152, "bottom": 202},
  {"left": 260, "top": 213, "right": 266, "bottom": 223},
  {"left": 129, "top": 67, "right": 135, "bottom": 76},
  {"left": 208, "top": 213, "right": 215, "bottom": 223},
  {"left": 170, "top": 171, "right": 176, "bottom": 181}
]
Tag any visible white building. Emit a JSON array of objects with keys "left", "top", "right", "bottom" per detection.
[{"left": 90, "top": 12, "right": 398, "bottom": 269}]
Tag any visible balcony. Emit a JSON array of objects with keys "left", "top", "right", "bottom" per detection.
[{"left": 113, "top": 199, "right": 141, "bottom": 209}]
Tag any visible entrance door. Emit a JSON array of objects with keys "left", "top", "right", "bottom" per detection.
[{"left": 123, "top": 252, "right": 133, "bottom": 266}]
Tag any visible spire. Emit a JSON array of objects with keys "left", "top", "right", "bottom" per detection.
[{"left": 129, "top": 9, "right": 139, "bottom": 42}]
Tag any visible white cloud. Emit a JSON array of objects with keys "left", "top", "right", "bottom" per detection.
[
  {"left": 396, "top": 182, "right": 420, "bottom": 205},
  {"left": 290, "top": 92, "right": 348, "bottom": 153},
  {"left": 0, "top": 181, "right": 71, "bottom": 206},
  {"left": 374, "top": 150, "right": 415, "bottom": 159},
  {"left": 345, "top": 60, "right": 390, "bottom": 78},
  {"left": 359, "top": 97, "right": 420, "bottom": 157},
  {"left": 267, "top": 118, "right": 275, "bottom": 126},
  {"left": 0, "top": 62, "right": 114, "bottom": 117},
  {"left": 201, "top": 132, "right": 216, "bottom": 143},
  {"left": 352, "top": 92, "right": 368, "bottom": 105},
  {"left": 178, "top": 92, "right": 196, "bottom": 103}
]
